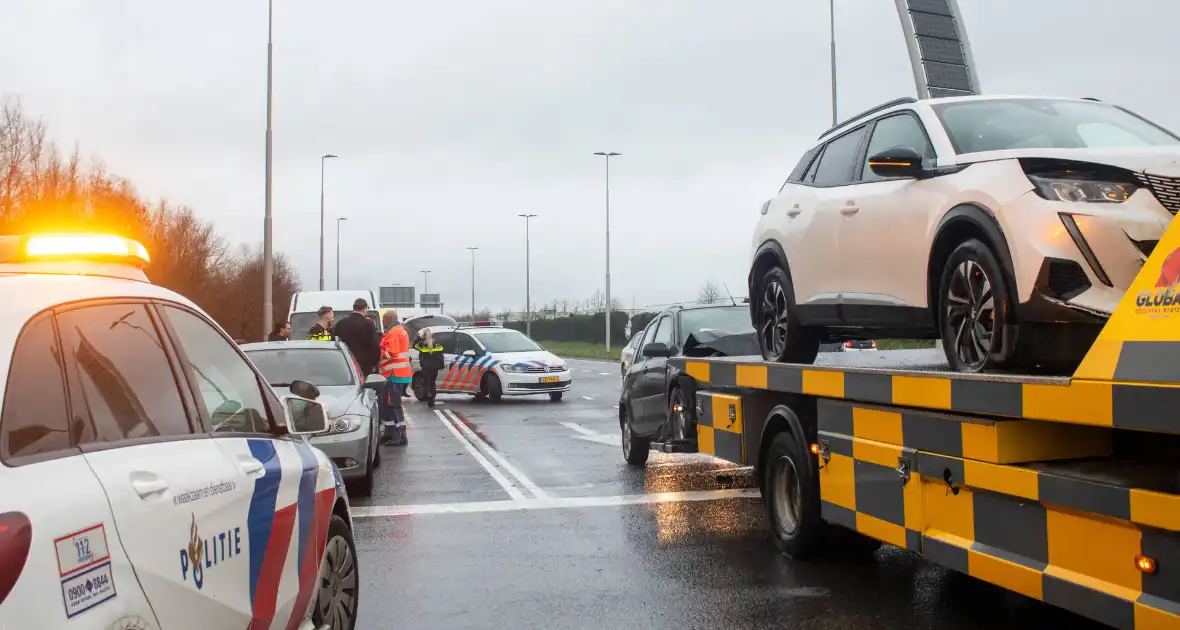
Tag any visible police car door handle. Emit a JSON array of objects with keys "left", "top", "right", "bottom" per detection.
[
  {"left": 840, "top": 202, "right": 860, "bottom": 216},
  {"left": 238, "top": 458, "right": 265, "bottom": 477},
  {"left": 786, "top": 204, "right": 802, "bottom": 217},
  {"left": 131, "top": 476, "right": 169, "bottom": 499}
]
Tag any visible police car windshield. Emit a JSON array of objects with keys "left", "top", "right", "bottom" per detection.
[
  {"left": 473, "top": 330, "right": 543, "bottom": 353},
  {"left": 246, "top": 348, "right": 355, "bottom": 387}
]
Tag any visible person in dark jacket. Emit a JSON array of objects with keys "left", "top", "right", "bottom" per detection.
[
  {"left": 306, "top": 306, "right": 334, "bottom": 340},
  {"left": 334, "top": 298, "right": 381, "bottom": 375},
  {"left": 268, "top": 321, "right": 291, "bottom": 342},
  {"left": 413, "top": 328, "right": 445, "bottom": 405}
]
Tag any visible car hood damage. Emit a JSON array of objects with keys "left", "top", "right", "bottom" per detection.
[{"left": 682, "top": 331, "right": 760, "bottom": 358}]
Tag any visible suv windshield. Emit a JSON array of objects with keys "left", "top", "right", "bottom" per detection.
[
  {"left": 679, "top": 306, "right": 754, "bottom": 344},
  {"left": 245, "top": 348, "right": 355, "bottom": 387},
  {"left": 932, "top": 98, "right": 1180, "bottom": 154},
  {"left": 473, "top": 330, "right": 543, "bottom": 353}
]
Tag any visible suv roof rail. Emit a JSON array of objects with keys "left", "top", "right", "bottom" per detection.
[
  {"left": 1081, "top": 97, "right": 1102, "bottom": 102},
  {"left": 818, "top": 97, "right": 918, "bottom": 140}
]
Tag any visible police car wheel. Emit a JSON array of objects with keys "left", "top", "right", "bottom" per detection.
[
  {"left": 549, "top": 391, "right": 563, "bottom": 402},
  {"left": 314, "top": 514, "right": 359, "bottom": 630},
  {"left": 411, "top": 373, "right": 427, "bottom": 400},
  {"left": 484, "top": 374, "right": 503, "bottom": 402}
]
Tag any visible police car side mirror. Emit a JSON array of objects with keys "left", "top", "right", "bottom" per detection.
[
  {"left": 283, "top": 396, "right": 329, "bottom": 435},
  {"left": 462, "top": 349, "right": 477, "bottom": 358},
  {"left": 289, "top": 379, "right": 320, "bottom": 400},
  {"left": 362, "top": 373, "right": 385, "bottom": 390}
]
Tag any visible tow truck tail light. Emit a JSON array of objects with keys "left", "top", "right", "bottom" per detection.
[{"left": 0, "top": 511, "right": 32, "bottom": 605}]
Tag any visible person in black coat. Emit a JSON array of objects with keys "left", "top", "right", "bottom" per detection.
[
  {"left": 334, "top": 298, "right": 380, "bottom": 375},
  {"left": 268, "top": 321, "right": 291, "bottom": 342}
]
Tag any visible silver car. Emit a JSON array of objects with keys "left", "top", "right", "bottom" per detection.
[
  {"left": 620, "top": 331, "right": 644, "bottom": 376},
  {"left": 242, "top": 340, "right": 384, "bottom": 495}
]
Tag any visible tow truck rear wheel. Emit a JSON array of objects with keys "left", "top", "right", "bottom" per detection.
[
  {"left": 756, "top": 265, "right": 820, "bottom": 364},
  {"left": 763, "top": 429, "right": 824, "bottom": 558}
]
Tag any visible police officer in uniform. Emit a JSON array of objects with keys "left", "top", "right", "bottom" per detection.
[
  {"left": 413, "top": 328, "right": 445, "bottom": 406},
  {"left": 306, "top": 305, "right": 334, "bottom": 340}
]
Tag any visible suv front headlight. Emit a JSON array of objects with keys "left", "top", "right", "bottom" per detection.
[{"left": 1029, "top": 175, "right": 1137, "bottom": 203}]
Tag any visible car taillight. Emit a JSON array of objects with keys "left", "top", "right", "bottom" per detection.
[
  {"left": 871, "top": 341, "right": 877, "bottom": 348},
  {"left": 0, "top": 512, "right": 32, "bottom": 605},
  {"left": 844, "top": 341, "right": 853, "bottom": 348}
]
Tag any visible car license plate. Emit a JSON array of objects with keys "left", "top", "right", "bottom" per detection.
[{"left": 540, "top": 376, "right": 559, "bottom": 383}]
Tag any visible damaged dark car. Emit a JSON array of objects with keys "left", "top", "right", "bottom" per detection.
[{"left": 618, "top": 304, "right": 758, "bottom": 465}]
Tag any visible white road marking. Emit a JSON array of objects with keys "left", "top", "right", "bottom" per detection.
[
  {"left": 560, "top": 421, "right": 621, "bottom": 446},
  {"left": 581, "top": 396, "right": 595, "bottom": 401},
  {"left": 597, "top": 372, "right": 611, "bottom": 376},
  {"left": 443, "top": 409, "right": 550, "bottom": 500},
  {"left": 351, "top": 488, "right": 761, "bottom": 517},
  {"left": 432, "top": 409, "right": 526, "bottom": 501}
]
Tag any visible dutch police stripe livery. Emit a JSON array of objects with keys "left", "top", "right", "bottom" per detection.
[{"left": 242, "top": 438, "right": 337, "bottom": 630}]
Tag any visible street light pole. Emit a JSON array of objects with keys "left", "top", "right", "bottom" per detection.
[
  {"left": 262, "top": 0, "right": 275, "bottom": 340},
  {"left": 518, "top": 214, "right": 537, "bottom": 337},
  {"left": 466, "top": 247, "right": 479, "bottom": 323},
  {"left": 335, "top": 217, "right": 348, "bottom": 289},
  {"left": 593, "top": 151, "right": 620, "bottom": 352},
  {"left": 830, "top": 0, "right": 838, "bottom": 126},
  {"left": 319, "top": 153, "right": 338, "bottom": 291}
]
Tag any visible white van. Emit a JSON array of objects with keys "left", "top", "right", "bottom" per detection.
[{"left": 288, "top": 289, "right": 380, "bottom": 338}]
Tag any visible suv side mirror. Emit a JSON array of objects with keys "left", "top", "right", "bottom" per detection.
[
  {"left": 289, "top": 379, "right": 320, "bottom": 400},
  {"left": 642, "top": 342, "right": 671, "bottom": 358},
  {"left": 362, "top": 373, "right": 385, "bottom": 390},
  {"left": 283, "top": 396, "right": 329, "bottom": 435},
  {"left": 867, "top": 146, "right": 925, "bottom": 179}
]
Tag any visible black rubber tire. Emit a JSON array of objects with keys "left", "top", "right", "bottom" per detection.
[
  {"left": 755, "top": 265, "right": 820, "bottom": 364},
  {"left": 312, "top": 514, "right": 359, "bottom": 630},
  {"left": 411, "top": 373, "right": 427, "bottom": 400},
  {"left": 485, "top": 374, "right": 503, "bottom": 402},
  {"left": 549, "top": 392, "right": 563, "bottom": 402},
  {"left": 668, "top": 387, "right": 689, "bottom": 440},
  {"left": 353, "top": 462, "right": 374, "bottom": 497},
  {"left": 763, "top": 430, "right": 824, "bottom": 559},
  {"left": 937, "top": 239, "right": 1015, "bottom": 373},
  {"left": 621, "top": 405, "right": 650, "bottom": 466},
  {"left": 371, "top": 425, "right": 381, "bottom": 469}
]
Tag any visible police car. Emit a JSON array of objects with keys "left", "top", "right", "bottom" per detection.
[
  {"left": 409, "top": 322, "right": 572, "bottom": 402},
  {"left": 0, "top": 234, "right": 358, "bottom": 630}
]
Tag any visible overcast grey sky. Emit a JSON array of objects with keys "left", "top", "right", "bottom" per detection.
[{"left": 3, "top": 1, "right": 1177, "bottom": 313}]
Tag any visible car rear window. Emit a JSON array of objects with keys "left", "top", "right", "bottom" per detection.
[{"left": 246, "top": 348, "right": 355, "bottom": 387}]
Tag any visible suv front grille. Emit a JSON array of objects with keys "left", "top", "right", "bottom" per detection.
[{"left": 1138, "top": 174, "right": 1180, "bottom": 214}]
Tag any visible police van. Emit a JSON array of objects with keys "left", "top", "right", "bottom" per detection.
[
  {"left": 409, "top": 322, "right": 572, "bottom": 402},
  {"left": 0, "top": 234, "right": 359, "bottom": 630}
]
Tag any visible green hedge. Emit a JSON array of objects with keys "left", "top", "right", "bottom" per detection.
[{"left": 504, "top": 311, "right": 659, "bottom": 344}]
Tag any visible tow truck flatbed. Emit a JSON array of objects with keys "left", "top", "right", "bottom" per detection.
[{"left": 650, "top": 214, "right": 1180, "bottom": 629}]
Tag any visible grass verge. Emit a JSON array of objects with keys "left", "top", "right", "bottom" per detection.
[
  {"left": 537, "top": 340, "right": 621, "bottom": 361},
  {"left": 874, "top": 339, "right": 939, "bottom": 351}
]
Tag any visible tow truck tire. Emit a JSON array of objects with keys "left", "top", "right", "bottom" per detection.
[
  {"left": 763, "top": 430, "right": 824, "bottom": 559},
  {"left": 621, "top": 405, "right": 650, "bottom": 466},
  {"left": 313, "top": 514, "right": 359, "bottom": 630},
  {"left": 756, "top": 265, "right": 820, "bottom": 364}
]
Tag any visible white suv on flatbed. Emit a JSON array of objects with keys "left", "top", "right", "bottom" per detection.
[{"left": 749, "top": 94, "right": 1179, "bottom": 372}]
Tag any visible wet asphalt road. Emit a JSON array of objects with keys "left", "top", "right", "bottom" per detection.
[{"left": 347, "top": 353, "right": 1106, "bottom": 630}]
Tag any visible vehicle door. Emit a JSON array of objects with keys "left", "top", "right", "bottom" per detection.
[
  {"left": 56, "top": 301, "right": 253, "bottom": 630},
  {"left": 433, "top": 331, "right": 460, "bottom": 391},
  {"left": 620, "top": 322, "right": 652, "bottom": 413},
  {"left": 0, "top": 310, "right": 156, "bottom": 627},
  {"left": 839, "top": 112, "right": 942, "bottom": 321},
  {"left": 805, "top": 124, "right": 872, "bottom": 322},
  {"left": 450, "top": 333, "right": 487, "bottom": 393},
  {"left": 635, "top": 314, "right": 675, "bottom": 434},
  {"left": 154, "top": 302, "right": 335, "bottom": 630}
]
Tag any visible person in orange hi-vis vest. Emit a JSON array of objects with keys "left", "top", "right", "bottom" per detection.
[{"left": 378, "top": 309, "right": 412, "bottom": 445}]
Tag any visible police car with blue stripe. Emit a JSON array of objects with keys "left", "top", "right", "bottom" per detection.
[
  {"left": 0, "top": 234, "right": 358, "bottom": 630},
  {"left": 410, "top": 322, "right": 573, "bottom": 402}
]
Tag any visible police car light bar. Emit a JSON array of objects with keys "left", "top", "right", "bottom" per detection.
[{"left": 0, "top": 233, "right": 151, "bottom": 266}]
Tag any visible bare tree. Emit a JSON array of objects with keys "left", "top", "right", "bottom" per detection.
[{"left": 698, "top": 281, "right": 723, "bottom": 304}]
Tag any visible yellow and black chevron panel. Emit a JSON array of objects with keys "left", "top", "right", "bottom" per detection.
[
  {"left": 674, "top": 358, "right": 1180, "bottom": 435},
  {"left": 816, "top": 398, "right": 1112, "bottom": 464},
  {"left": 817, "top": 432, "right": 923, "bottom": 552},
  {"left": 695, "top": 391, "right": 744, "bottom": 464},
  {"left": 817, "top": 432, "right": 1180, "bottom": 629}
]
